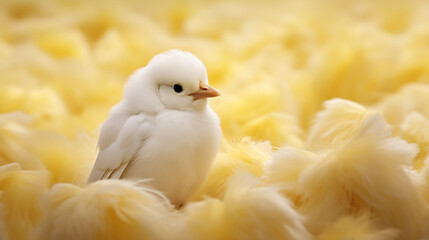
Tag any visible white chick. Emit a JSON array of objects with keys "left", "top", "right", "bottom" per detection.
[{"left": 87, "top": 50, "right": 221, "bottom": 206}]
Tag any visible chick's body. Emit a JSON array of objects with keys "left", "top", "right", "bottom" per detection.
[
  {"left": 123, "top": 108, "right": 220, "bottom": 205},
  {"left": 87, "top": 50, "right": 221, "bottom": 206}
]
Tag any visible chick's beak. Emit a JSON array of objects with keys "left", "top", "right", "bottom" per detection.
[{"left": 188, "top": 81, "right": 221, "bottom": 100}]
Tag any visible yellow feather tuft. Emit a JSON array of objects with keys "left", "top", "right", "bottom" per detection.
[
  {"left": 268, "top": 99, "right": 427, "bottom": 239},
  {"left": 0, "top": 163, "right": 49, "bottom": 240},
  {"left": 182, "top": 173, "right": 311, "bottom": 240},
  {"left": 36, "top": 180, "right": 174, "bottom": 240},
  {"left": 317, "top": 213, "right": 397, "bottom": 240},
  {"left": 2, "top": 0, "right": 429, "bottom": 239},
  {"left": 193, "top": 138, "right": 271, "bottom": 200}
]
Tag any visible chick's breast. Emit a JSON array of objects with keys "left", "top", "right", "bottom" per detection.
[{"left": 121, "top": 108, "right": 220, "bottom": 205}]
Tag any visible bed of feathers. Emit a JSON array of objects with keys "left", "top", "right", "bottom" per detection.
[{"left": 1, "top": 0, "right": 429, "bottom": 239}]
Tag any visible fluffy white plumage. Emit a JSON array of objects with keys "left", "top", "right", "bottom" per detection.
[{"left": 87, "top": 50, "right": 222, "bottom": 206}]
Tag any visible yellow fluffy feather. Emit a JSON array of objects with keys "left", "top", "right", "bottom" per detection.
[
  {"left": 2, "top": 0, "right": 429, "bottom": 239},
  {"left": 182, "top": 173, "right": 311, "bottom": 240},
  {"left": 36, "top": 180, "right": 173, "bottom": 240},
  {"left": 267, "top": 99, "right": 427, "bottom": 239},
  {"left": 317, "top": 214, "right": 397, "bottom": 240}
]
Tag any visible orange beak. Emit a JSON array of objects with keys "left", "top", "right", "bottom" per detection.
[{"left": 188, "top": 81, "right": 221, "bottom": 100}]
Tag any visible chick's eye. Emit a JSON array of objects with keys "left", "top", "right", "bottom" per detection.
[{"left": 173, "top": 84, "right": 183, "bottom": 93}]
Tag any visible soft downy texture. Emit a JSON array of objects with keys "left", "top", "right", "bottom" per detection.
[
  {"left": 0, "top": 112, "right": 45, "bottom": 171},
  {"left": 0, "top": 111, "right": 96, "bottom": 186},
  {"left": 181, "top": 172, "right": 312, "bottom": 240},
  {"left": 2, "top": 0, "right": 429, "bottom": 239},
  {"left": 316, "top": 213, "right": 397, "bottom": 240},
  {"left": 265, "top": 99, "right": 427, "bottom": 239},
  {"left": 192, "top": 138, "right": 272, "bottom": 200},
  {"left": 0, "top": 163, "right": 49, "bottom": 240},
  {"left": 306, "top": 99, "right": 373, "bottom": 152},
  {"left": 36, "top": 180, "right": 174, "bottom": 240},
  {"left": 0, "top": 113, "right": 50, "bottom": 240},
  {"left": 398, "top": 112, "right": 429, "bottom": 170},
  {"left": 375, "top": 84, "right": 429, "bottom": 170},
  {"left": 419, "top": 157, "right": 429, "bottom": 205},
  {"left": 213, "top": 79, "right": 302, "bottom": 148}
]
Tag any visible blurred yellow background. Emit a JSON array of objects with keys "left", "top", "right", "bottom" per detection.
[
  {"left": 2, "top": 0, "right": 429, "bottom": 141},
  {"left": 1, "top": 0, "right": 429, "bottom": 239}
]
